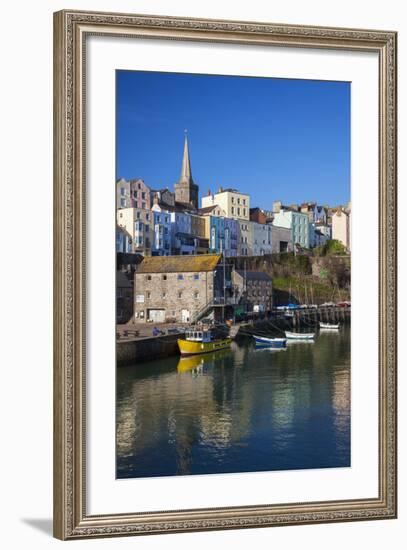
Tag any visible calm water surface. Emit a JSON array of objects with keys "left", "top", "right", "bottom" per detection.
[{"left": 116, "top": 328, "right": 350, "bottom": 478}]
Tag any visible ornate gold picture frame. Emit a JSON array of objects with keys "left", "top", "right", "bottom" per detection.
[{"left": 53, "top": 9, "right": 397, "bottom": 540}]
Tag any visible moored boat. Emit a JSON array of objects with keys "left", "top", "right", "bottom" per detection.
[
  {"left": 253, "top": 335, "right": 287, "bottom": 348},
  {"left": 285, "top": 331, "right": 315, "bottom": 340},
  {"left": 177, "top": 328, "right": 232, "bottom": 356},
  {"left": 319, "top": 322, "right": 340, "bottom": 330}
]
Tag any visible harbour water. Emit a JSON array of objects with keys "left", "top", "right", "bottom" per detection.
[{"left": 116, "top": 327, "right": 350, "bottom": 478}]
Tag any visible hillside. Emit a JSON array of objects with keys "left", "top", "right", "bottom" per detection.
[{"left": 229, "top": 252, "right": 350, "bottom": 306}]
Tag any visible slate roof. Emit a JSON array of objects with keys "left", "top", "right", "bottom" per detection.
[
  {"left": 137, "top": 254, "right": 221, "bottom": 274},
  {"left": 235, "top": 270, "right": 272, "bottom": 282},
  {"left": 117, "top": 271, "right": 133, "bottom": 288},
  {"left": 198, "top": 205, "right": 218, "bottom": 215}
]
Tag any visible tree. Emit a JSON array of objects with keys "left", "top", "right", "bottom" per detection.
[{"left": 314, "top": 239, "right": 347, "bottom": 257}]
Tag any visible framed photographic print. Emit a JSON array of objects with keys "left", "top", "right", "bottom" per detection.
[{"left": 53, "top": 9, "right": 397, "bottom": 540}]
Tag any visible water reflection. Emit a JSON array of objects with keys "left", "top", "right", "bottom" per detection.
[{"left": 117, "top": 328, "right": 351, "bottom": 478}]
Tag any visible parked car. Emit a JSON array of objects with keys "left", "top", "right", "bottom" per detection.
[
  {"left": 336, "top": 301, "right": 351, "bottom": 308},
  {"left": 320, "top": 302, "right": 336, "bottom": 308}
]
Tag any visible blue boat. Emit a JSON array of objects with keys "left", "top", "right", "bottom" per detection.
[{"left": 253, "top": 335, "right": 287, "bottom": 348}]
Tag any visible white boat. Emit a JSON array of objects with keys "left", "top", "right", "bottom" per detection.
[
  {"left": 285, "top": 331, "right": 315, "bottom": 340},
  {"left": 319, "top": 322, "right": 340, "bottom": 330},
  {"left": 253, "top": 335, "right": 287, "bottom": 348}
]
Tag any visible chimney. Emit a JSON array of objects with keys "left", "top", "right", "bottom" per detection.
[
  {"left": 272, "top": 200, "right": 282, "bottom": 213},
  {"left": 218, "top": 186, "right": 223, "bottom": 193},
  {"left": 207, "top": 188, "right": 211, "bottom": 196}
]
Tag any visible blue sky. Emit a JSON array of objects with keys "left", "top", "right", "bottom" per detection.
[{"left": 116, "top": 70, "right": 350, "bottom": 207}]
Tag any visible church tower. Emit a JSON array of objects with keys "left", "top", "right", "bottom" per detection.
[{"left": 174, "top": 132, "right": 199, "bottom": 209}]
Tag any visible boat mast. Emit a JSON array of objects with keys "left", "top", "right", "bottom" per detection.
[{"left": 221, "top": 239, "right": 226, "bottom": 323}]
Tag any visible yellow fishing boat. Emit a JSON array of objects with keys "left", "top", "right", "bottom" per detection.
[{"left": 177, "top": 328, "right": 232, "bottom": 356}]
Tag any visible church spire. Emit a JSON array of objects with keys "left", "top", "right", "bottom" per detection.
[
  {"left": 174, "top": 131, "right": 199, "bottom": 209},
  {"left": 179, "top": 130, "right": 193, "bottom": 185}
]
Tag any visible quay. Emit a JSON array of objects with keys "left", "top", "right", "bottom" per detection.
[{"left": 117, "top": 306, "right": 350, "bottom": 366}]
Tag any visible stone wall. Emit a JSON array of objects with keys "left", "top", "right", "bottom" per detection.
[
  {"left": 117, "top": 334, "right": 180, "bottom": 366},
  {"left": 134, "top": 271, "right": 214, "bottom": 323}
]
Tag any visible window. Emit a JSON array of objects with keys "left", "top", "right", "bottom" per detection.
[
  {"left": 231, "top": 207, "right": 235, "bottom": 215},
  {"left": 231, "top": 197, "right": 235, "bottom": 204},
  {"left": 120, "top": 188, "right": 125, "bottom": 196},
  {"left": 194, "top": 274, "right": 199, "bottom": 280},
  {"left": 243, "top": 199, "right": 246, "bottom": 205},
  {"left": 237, "top": 198, "right": 240, "bottom": 204},
  {"left": 243, "top": 208, "right": 246, "bottom": 216},
  {"left": 146, "top": 213, "right": 150, "bottom": 221},
  {"left": 194, "top": 292, "right": 199, "bottom": 299},
  {"left": 120, "top": 198, "right": 126, "bottom": 207},
  {"left": 142, "top": 203, "right": 146, "bottom": 209},
  {"left": 142, "top": 192, "right": 146, "bottom": 199},
  {"left": 162, "top": 292, "right": 166, "bottom": 299},
  {"left": 238, "top": 208, "right": 241, "bottom": 216},
  {"left": 138, "top": 183, "right": 141, "bottom": 189},
  {"left": 178, "top": 274, "right": 184, "bottom": 280},
  {"left": 136, "top": 211, "right": 140, "bottom": 219},
  {"left": 146, "top": 291, "right": 151, "bottom": 299},
  {"left": 146, "top": 275, "right": 152, "bottom": 281},
  {"left": 178, "top": 291, "right": 182, "bottom": 298},
  {"left": 162, "top": 275, "right": 167, "bottom": 280}
]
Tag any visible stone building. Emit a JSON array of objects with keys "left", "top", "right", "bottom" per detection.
[
  {"left": 133, "top": 254, "right": 232, "bottom": 324},
  {"left": 232, "top": 270, "right": 273, "bottom": 313},
  {"left": 151, "top": 188, "right": 176, "bottom": 209},
  {"left": 116, "top": 271, "right": 133, "bottom": 324}
]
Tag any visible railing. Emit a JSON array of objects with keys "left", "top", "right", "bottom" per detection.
[{"left": 190, "top": 300, "right": 215, "bottom": 324}]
